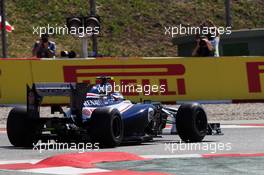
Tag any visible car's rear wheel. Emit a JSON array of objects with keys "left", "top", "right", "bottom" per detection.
[
  {"left": 7, "top": 107, "right": 41, "bottom": 147},
  {"left": 176, "top": 103, "right": 208, "bottom": 142},
  {"left": 90, "top": 108, "right": 124, "bottom": 148}
]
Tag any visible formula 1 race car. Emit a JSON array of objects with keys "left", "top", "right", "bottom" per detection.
[{"left": 7, "top": 77, "right": 222, "bottom": 148}]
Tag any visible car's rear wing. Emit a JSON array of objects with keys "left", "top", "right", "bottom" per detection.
[
  {"left": 32, "top": 83, "right": 76, "bottom": 96},
  {"left": 27, "top": 83, "right": 91, "bottom": 123}
]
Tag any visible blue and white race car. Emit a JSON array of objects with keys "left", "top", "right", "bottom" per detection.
[{"left": 7, "top": 77, "right": 222, "bottom": 148}]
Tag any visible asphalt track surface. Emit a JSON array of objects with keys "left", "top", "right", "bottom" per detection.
[{"left": 0, "top": 123, "right": 264, "bottom": 175}]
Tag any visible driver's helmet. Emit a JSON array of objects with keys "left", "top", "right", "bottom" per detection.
[
  {"left": 90, "top": 83, "right": 112, "bottom": 95},
  {"left": 90, "top": 85, "right": 100, "bottom": 94},
  {"left": 111, "top": 92, "right": 124, "bottom": 101}
]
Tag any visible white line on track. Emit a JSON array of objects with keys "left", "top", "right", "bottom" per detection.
[
  {"left": 1, "top": 124, "right": 264, "bottom": 135},
  {"left": 0, "top": 159, "right": 40, "bottom": 164},
  {"left": 19, "top": 167, "right": 110, "bottom": 175},
  {"left": 221, "top": 125, "right": 264, "bottom": 128},
  {"left": 142, "top": 154, "right": 202, "bottom": 159}
]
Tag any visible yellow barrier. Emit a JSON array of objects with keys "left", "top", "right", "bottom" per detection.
[
  {"left": 0, "top": 57, "right": 264, "bottom": 104},
  {"left": 0, "top": 59, "right": 33, "bottom": 104}
]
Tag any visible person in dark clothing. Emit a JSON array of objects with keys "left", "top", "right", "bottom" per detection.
[
  {"left": 32, "top": 34, "right": 56, "bottom": 58},
  {"left": 192, "top": 35, "right": 214, "bottom": 57}
]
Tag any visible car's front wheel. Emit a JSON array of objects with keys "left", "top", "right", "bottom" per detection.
[
  {"left": 176, "top": 103, "right": 208, "bottom": 142},
  {"left": 90, "top": 108, "right": 124, "bottom": 148}
]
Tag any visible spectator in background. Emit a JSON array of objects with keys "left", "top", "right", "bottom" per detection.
[
  {"left": 32, "top": 34, "right": 56, "bottom": 58},
  {"left": 192, "top": 35, "right": 214, "bottom": 57},
  {"left": 192, "top": 20, "right": 220, "bottom": 57}
]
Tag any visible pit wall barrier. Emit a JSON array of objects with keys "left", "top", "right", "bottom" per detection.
[{"left": 0, "top": 57, "right": 264, "bottom": 104}]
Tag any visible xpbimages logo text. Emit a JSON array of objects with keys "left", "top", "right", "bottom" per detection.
[
  {"left": 33, "top": 141, "right": 100, "bottom": 153},
  {"left": 164, "top": 142, "right": 232, "bottom": 154},
  {"left": 96, "top": 82, "right": 166, "bottom": 96},
  {"left": 164, "top": 24, "right": 232, "bottom": 38},
  {"left": 32, "top": 24, "right": 100, "bottom": 37}
]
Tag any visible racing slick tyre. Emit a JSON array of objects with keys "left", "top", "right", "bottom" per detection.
[
  {"left": 7, "top": 107, "right": 40, "bottom": 147},
  {"left": 90, "top": 108, "right": 124, "bottom": 148},
  {"left": 176, "top": 103, "right": 208, "bottom": 142}
]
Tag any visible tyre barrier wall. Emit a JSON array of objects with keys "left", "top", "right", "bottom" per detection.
[{"left": 0, "top": 57, "right": 264, "bottom": 104}]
